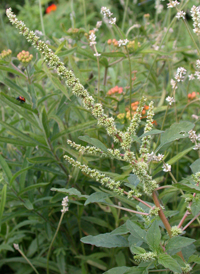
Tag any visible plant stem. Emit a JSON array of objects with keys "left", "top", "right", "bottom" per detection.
[
  {"left": 82, "top": 0, "right": 87, "bottom": 30},
  {"left": 46, "top": 211, "right": 65, "bottom": 274},
  {"left": 182, "top": 212, "right": 200, "bottom": 231},
  {"left": 38, "top": 0, "right": 46, "bottom": 40},
  {"left": 152, "top": 191, "right": 172, "bottom": 237},
  {"left": 122, "top": 0, "right": 129, "bottom": 32},
  {"left": 15, "top": 245, "right": 39, "bottom": 274},
  {"left": 107, "top": 203, "right": 150, "bottom": 215},
  {"left": 152, "top": 191, "right": 185, "bottom": 261},
  {"left": 183, "top": 20, "right": 200, "bottom": 56},
  {"left": 123, "top": 190, "right": 152, "bottom": 208}
]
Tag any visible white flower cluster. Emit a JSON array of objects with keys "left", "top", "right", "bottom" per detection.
[
  {"left": 175, "top": 67, "right": 187, "bottom": 82},
  {"left": 188, "top": 129, "right": 200, "bottom": 150},
  {"left": 170, "top": 79, "right": 177, "bottom": 90},
  {"left": 176, "top": 11, "right": 186, "bottom": 20},
  {"left": 118, "top": 39, "right": 129, "bottom": 47},
  {"left": 166, "top": 96, "right": 175, "bottom": 105},
  {"left": 191, "top": 5, "right": 200, "bottom": 36},
  {"left": 89, "top": 32, "right": 96, "bottom": 46},
  {"left": 162, "top": 163, "right": 171, "bottom": 172},
  {"left": 93, "top": 21, "right": 102, "bottom": 32},
  {"left": 167, "top": 1, "right": 180, "bottom": 8},
  {"left": 188, "top": 74, "right": 195, "bottom": 81},
  {"left": 61, "top": 196, "right": 69, "bottom": 213},
  {"left": 100, "top": 7, "right": 116, "bottom": 25},
  {"left": 196, "top": 59, "right": 200, "bottom": 68},
  {"left": 147, "top": 152, "right": 164, "bottom": 163}
]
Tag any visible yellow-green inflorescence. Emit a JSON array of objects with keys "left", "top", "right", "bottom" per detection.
[
  {"left": 0, "top": 49, "right": 12, "bottom": 59},
  {"left": 6, "top": 8, "right": 157, "bottom": 197},
  {"left": 17, "top": 50, "right": 33, "bottom": 64},
  {"left": 171, "top": 225, "right": 183, "bottom": 237}
]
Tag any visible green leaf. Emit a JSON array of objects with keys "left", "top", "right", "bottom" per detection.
[
  {"left": 128, "top": 174, "right": 140, "bottom": 186},
  {"left": 188, "top": 255, "right": 200, "bottom": 264},
  {"left": 125, "top": 267, "right": 148, "bottom": 274},
  {"left": 0, "top": 137, "right": 38, "bottom": 147},
  {"left": 84, "top": 192, "right": 110, "bottom": 205},
  {"left": 18, "top": 182, "right": 50, "bottom": 195},
  {"left": 146, "top": 221, "right": 161, "bottom": 251},
  {"left": 166, "top": 236, "right": 196, "bottom": 252},
  {"left": 51, "top": 120, "right": 96, "bottom": 141},
  {"left": 81, "top": 216, "right": 111, "bottom": 229},
  {"left": 78, "top": 135, "right": 108, "bottom": 153},
  {"left": 51, "top": 76, "right": 70, "bottom": 100},
  {"left": 103, "top": 266, "right": 131, "bottom": 274},
  {"left": 0, "top": 94, "right": 39, "bottom": 126},
  {"left": 139, "top": 129, "right": 164, "bottom": 139},
  {"left": 51, "top": 187, "right": 88, "bottom": 198},
  {"left": 168, "top": 147, "right": 193, "bottom": 165},
  {"left": 41, "top": 107, "right": 50, "bottom": 138},
  {"left": 0, "top": 243, "right": 14, "bottom": 252},
  {"left": 158, "top": 254, "right": 182, "bottom": 273},
  {"left": 0, "top": 154, "right": 12, "bottom": 182},
  {"left": 156, "top": 121, "right": 194, "bottom": 152},
  {"left": 55, "top": 40, "right": 66, "bottom": 54},
  {"left": 0, "top": 120, "right": 39, "bottom": 145},
  {"left": 0, "top": 185, "right": 7, "bottom": 227},
  {"left": 10, "top": 165, "right": 34, "bottom": 186},
  {"left": 190, "top": 159, "right": 200, "bottom": 173},
  {"left": 111, "top": 224, "right": 129, "bottom": 236},
  {"left": 191, "top": 198, "right": 200, "bottom": 216},
  {"left": 130, "top": 246, "right": 146, "bottom": 255},
  {"left": 173, "top": 183, "right": 200, "bottom": 194},
  {"left": 23, "top": 199, "right": 34, "bottom": 210},
  {"left": 81, "top": 233, "right": 128, "bottom": 248},
  {"left": 27, "top": 156, "right": 56, "bottom": 164},
  {"left": 101, "top": 52, "right": 126, "bottom": 58},
  {"left": 0, "top": 65, "right": 26, "bottom": 79},
  {"left": 57, "top": 47, "right": 77, "bottom": 57},
  {"left": 126, "top": 220, "right": 146, "bottom": 242}
]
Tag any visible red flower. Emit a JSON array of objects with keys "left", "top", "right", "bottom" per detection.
[{"left": 46, "top": 3, "right": 57, "bottom": 14}]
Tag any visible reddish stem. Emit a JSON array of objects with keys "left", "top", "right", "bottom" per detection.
[
  {"left": 182, "top": 212, "right": 200, "bottom": 231},
  {"left": 123, "top": 190, "right": 152, "bottom": 208}
]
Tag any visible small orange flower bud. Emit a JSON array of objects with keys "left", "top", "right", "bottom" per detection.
[
  {"left": 113, "top": 41, "right": 118, "bottom": 47},
  {"left": 107, "top": 39, "right": 112, "bottom": 45}
]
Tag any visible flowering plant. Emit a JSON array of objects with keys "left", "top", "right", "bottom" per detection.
[{"left": 1, "top": 1, "right": 200, "bottom": 273}]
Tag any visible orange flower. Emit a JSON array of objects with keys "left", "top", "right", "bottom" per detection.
[
  {"left": 46, "top": 3, "right": 57, "bottom": 14},
  {"left": 188, "top": 91, "right": 199, "bottom": 100},
  {"left": 152, "top": 120, "right": 158, "bottom": 126},
  {"left": 107, "top": 86, "right": 123, "bottom": 96}
]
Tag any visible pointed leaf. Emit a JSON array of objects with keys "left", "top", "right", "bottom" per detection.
[
  {"left": 156, "top": 121, "right": 194, "bottom": 152},
  {"left": 0, "top": 185, "right": 7, "bottom": 226},
  {"left": 166, "top": 236, "right": 196, "bottom": 252},
  {"left": 0, "top": 155, "right": 12, "bottom": 182},
  {"left": 81, "top": 233, "right": 128, "bottom": 248},
  {"left": 190, "top": 159, "right": 200, "bottom": 173},
  {"left": 84, "top": 192, "right": 110, "bottom": 205},
  {"left": 126, "top": 220, "right": 146, "bottom": 242},
  {"left": 51, "top": 187, "right": 88, "bottom": 198},
  {"left": 79, "top": 135, "right": 108, "bottom": 153},
  {"left": 139, "top": 129, "right": 164, "bottom": 138},
  {"left": 103, "top": 266, "right": 131, "bottom": 274},
  {"left": 146, "top": 221, "right": 161, "bottom": 251},
  {"left": 158, "top": 254, "right": 182, "bottom": 273},
  {"left": 173, "top": 183, "right": 200, "bottom": 194}
]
